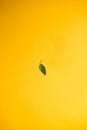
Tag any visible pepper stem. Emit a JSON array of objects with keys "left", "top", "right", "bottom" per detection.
[{"left": 40, "top": 59, "right": 42, "bottom": 64}]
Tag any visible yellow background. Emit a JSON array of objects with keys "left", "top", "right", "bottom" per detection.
[{"left": 1, "top": 0, "right": 87, "bottom": 129}]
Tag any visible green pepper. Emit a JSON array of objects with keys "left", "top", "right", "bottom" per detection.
[{"left": 39, "top": 63, "right": 46, "bottom": 75}]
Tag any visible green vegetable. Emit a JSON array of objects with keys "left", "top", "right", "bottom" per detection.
[{"left": 39, "top": 63, "right": 46, "bottom": 75}]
